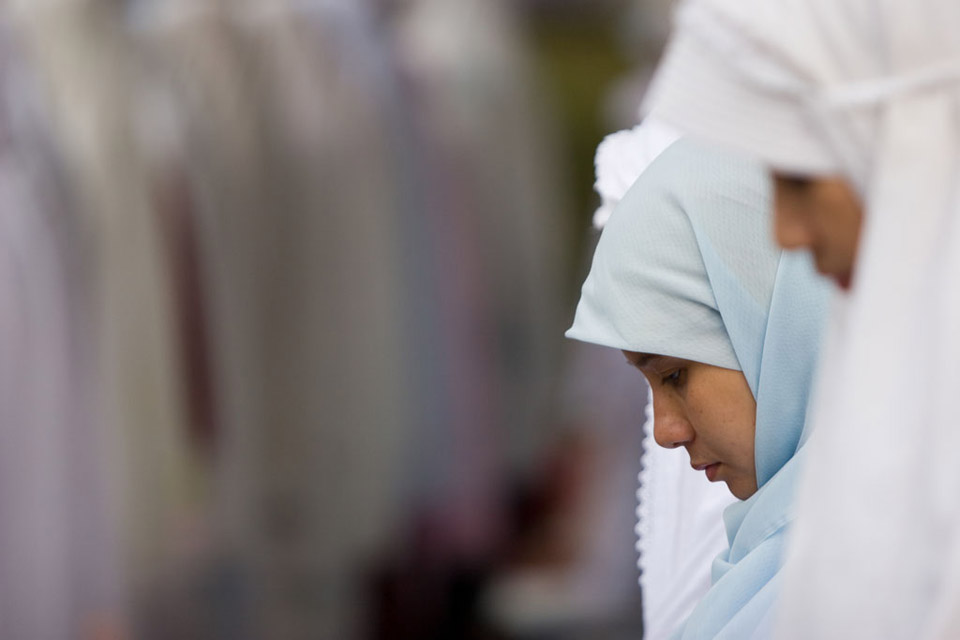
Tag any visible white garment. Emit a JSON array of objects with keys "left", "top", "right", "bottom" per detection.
[
  {"left": 0, "top": 84, "right": 123, "bottom": 639},
  {"left": 644, "top": 1, "right": 960, "bottom": 637},
  {"left": 592, "top": 121, "right": 734, "bottom": 640},
  {"left": 12, "top": 0, "right": 198, "bottom": 619},
  {"left": 638, "top": 398, "right": 736, "bottom": 640},
  {"left": 593, "top": 122, "right": 683, "bottom": 229},
  {"left": 143, "top": 2, "right": 411, "bottom": 636}
]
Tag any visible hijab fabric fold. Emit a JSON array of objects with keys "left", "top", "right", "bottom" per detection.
[{"left": 567, "top": 138, "right": 829, "bottom": 638}]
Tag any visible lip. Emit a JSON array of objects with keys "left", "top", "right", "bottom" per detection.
[
  {"left": 704, "top": 463, "right": 720, "bottom": 482},
  {"left": 691, "top": 461, "right": 721, "bottom": 481}
]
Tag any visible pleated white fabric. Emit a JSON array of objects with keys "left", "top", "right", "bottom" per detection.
[
  {"left": 644, "top": 1, "right": 960, "bottom": 637},
  {"left": 637, "top": 396, "right": 735, "bottom": 640},
  {"left": 593, "top": 121, "right": 683, "bottom": 229}
]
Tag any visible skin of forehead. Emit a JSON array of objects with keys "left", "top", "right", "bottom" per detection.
[{"left": 627, "top": 352, "right": 670, "bottom": 369}]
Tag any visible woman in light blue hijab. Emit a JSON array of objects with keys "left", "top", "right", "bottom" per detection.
[{"left": 567, "top": 136, "right": 829, "bottom": 638}]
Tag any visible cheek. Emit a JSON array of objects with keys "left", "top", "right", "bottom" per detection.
[
  {"left": 684, "top": 387, "right": 737, "bottom": 436},
  {"left": 833, "top": 200, "right": 863, "bottom": 257},
  {"left": 685, "top": 381, "right": 757, "bottom": 450},
  {"left": 815, "top": 187, "right": 864, "bottom": 264},
  {"left": 773, "top": 188, "right": 818, "bottom": 249}
]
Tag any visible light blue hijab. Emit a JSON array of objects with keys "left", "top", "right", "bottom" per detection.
[{"left": 567, "top": 138, "right": 830, "bottom": 638}]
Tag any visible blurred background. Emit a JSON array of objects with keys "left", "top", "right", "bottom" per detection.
[{"left": 2, "top": 0, "right": 671, "bottom": 638}]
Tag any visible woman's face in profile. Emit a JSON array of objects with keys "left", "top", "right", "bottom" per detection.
[
  {"left": 772, "top": 173, "right": 864, "bottom": 289},
  {"left": 624, "top": 351, "right": 758, "bottom": 500}
]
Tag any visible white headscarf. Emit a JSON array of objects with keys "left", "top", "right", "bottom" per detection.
[
  {"left": 644, "top": 1, "right": 960, "bottom": 637},
  {"left": 591, "top": 120, "right": 734, "bottom": 640}
]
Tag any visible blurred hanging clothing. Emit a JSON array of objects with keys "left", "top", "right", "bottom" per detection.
[
  {"left": 0, "top": 15, "right": 125, "bottom": 638},
  {"left": 5, "top": 0, "right": 410, "bottom": 637},
  {"left": 372, "top": 1, "right": 570, "bottom": 636},
  {"left": 482, "top": 340, "right": 647, "bottom": 637},
  {"left": 391, "top": 0, "right": 568, "bottom": 554},
  {"left": 134, "top": 1, "right": 414, "bottom": 637},
  {"left": 5, "top": 0, "right": 209, "bottom": 636},
  {"left": 0, "top": 1, "right": 570, "bottom": 637},
  {"left": 139, "top": 0, "right": 569, "bottom": 637}
]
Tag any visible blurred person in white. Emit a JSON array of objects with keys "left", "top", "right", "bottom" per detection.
[
  {"left": 567, "top": 135, "right": 829, "bottom": 638},
  {"left": 593, "top": 120, "right": 736, "bottom": 640},
  {"left": 644, "top": 0, "right": 960, "bottom": 636}
]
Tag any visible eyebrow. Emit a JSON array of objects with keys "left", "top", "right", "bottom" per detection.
[{"left": 627, "top": 353, "right": 662, "bottom": 369}]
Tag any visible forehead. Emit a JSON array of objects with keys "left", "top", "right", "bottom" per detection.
[
  {"left": 624, "top": 351, "right": 675, "bottom": 369},
  {"left": 631, "top": 352, "right": 658, "bottom": 367}
]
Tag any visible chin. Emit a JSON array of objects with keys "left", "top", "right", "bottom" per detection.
[
  {"left": 833, "top": 271, "right": 853, "bottom": 290},
  {"left": 727, "top": 480, "right": 758, "bottom": 501}
]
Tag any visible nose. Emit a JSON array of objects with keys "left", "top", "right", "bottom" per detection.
[
  {"left": 651, "top": 395, "right": 694, "bottom": 449},
  {"left": 773, "top": 180, "right": 815, "bottom": 251},
  {"left": 774, "top": 206, "right": 815, "bottom": 251}
]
